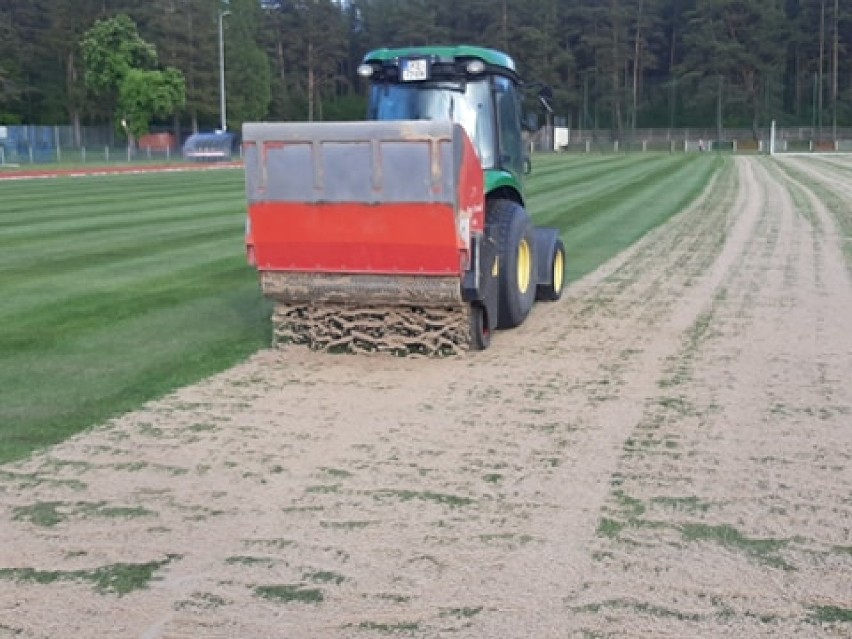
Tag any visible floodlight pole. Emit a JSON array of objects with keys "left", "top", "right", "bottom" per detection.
[{"left": 218, "top": 9, "right": 231, "bottom": 132}]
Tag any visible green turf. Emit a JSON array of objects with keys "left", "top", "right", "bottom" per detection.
[
  {"left": 0, "top": 154, "right": 721, "bottom": 465},
  {"left": 526, "top": 152, "right": 723, "bottom": 280},
  {"left": 0, "top": 170, "right": 271, "bottom": 464}
]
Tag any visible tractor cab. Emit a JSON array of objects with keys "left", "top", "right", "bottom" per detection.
[{"left": 358, "top": 46, "right": 527, "bottom": 193}]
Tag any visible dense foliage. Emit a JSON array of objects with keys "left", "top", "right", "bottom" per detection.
[
  {"left": 0, "top": 0, "right": 849, "bottom": 136},
  {"left": 81, "top": 14, "right": 186, "bottom": 139}
]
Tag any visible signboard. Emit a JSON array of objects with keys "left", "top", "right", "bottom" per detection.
[{"left": 0, "top": 126, "right": 7, "bottom": 140}]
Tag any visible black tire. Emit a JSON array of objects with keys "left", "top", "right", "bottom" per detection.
[
  {"left": 487, "top": 199, "right": 537, "bottom": 329},
  {"left": 537, "top": 238, "right": 566, "bottom": 301},
  {"left": 469, "top": 303, "right": 491, "bottom": 351}
]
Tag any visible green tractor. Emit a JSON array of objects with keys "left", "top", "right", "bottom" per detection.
[{"left": 243, "top": 46, "right": 565, "bottom": 354}]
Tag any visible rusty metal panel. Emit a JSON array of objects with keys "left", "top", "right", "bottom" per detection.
[{"left": 243, "top": 120, "right": 459, "bottom": 205}]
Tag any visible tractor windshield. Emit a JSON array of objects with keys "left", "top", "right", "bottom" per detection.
[{"left": 367, "top": 80, "right": 495, "bottom": 168}]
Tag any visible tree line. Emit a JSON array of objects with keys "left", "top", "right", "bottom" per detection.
[{"left": 0, "top": 0, "right": 849, "bottom": 142}]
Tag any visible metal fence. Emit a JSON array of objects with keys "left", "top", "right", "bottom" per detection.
[
  {"left": 0, "top": 124, "right": 192, "bottom": 165},
  {"left": 535, "top": 125, "right": 852, "bottom": 154},
  {"left": 2, "top": 123, "right": 851, "bottom": 165}
]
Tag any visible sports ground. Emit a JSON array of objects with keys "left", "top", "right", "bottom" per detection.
[{"left": 1, "top": 154, "right": 850, "bottom": 637}]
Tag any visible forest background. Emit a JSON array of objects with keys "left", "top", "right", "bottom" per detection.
[{"left": 0, "top": 0, "right": 849, "bottom": 144}]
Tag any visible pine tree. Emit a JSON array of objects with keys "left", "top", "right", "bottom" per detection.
[
  {"left": 681, "top": 0, "right": 788, "bottom": 134},
  {"left": 224, "top": 0, "right": 270, "bottom": 128},
  {"left": 141, "top": 0, "right": 219, "bottom": 133}
]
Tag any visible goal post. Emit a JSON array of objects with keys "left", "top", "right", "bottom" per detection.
[{"left": 770, "top": 120, "right": 776, "bottom": 156}]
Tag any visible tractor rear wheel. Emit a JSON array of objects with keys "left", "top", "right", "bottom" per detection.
[{"left": 487, "top": 199, "right": 537, "bottom": 329}]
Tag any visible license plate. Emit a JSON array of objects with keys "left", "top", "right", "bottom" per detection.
[{"left": 401, "top": 58, "right": 429, "bottom": 82}]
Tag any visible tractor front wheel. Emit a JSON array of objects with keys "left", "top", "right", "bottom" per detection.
[{"left": 537, "top": 237, "right": 566, "bottom": 301}]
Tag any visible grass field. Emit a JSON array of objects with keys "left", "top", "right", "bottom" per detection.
[
  {"left": 1, "top": 170, "right": 271, "bottom": 464},
  {"left": 0, "top": 153, "right": 722, "bottom": 464},
  {"left": 527, "top": 152, "right": 722, "bottom": 280}
]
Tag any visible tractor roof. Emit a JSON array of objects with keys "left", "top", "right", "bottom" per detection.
[{"left": 363, "top": 45, "right": 517, "bottom": 75}]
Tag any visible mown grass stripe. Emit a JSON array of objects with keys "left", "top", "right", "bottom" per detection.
[
  {"left": 0, "top": 222, "right": 241, "bottom": 279},
  {"left": 0, "top": 171, "right": 244, "bottom": 223},
  {"left": 561, "top": 155, "right": 717, "bottom": 236},
  {"left": 2, "top": 258, "right": 251, "bottom": 357},
  {"left": 529, "top": 154, "right": 686, "bottom": 222},
  {"left": 1, "top": 198, "right": 240, "bottom": 242},
  {"left": 526, "top": 154, "right": 643, "bottom": 197},
  {"left": 0, "top": 187, "right": 245, "bottom": 253},
  {"left": 2, "top": 176, "right": 244, "bottom": 216},
  {"left": 0, "top": 235, "right": 244, "bottom": 317},
  {"left": 1, "top": 187, "right": 240, "bottom": 225},
  {"left": 528, "top": 153, "right": 722, "bottom": 280}
]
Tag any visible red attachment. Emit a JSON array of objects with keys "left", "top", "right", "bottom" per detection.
[
  {"left": 455, "top": 131, "right": 485, "bottom": 271},
  {"left": 458, "top": 131, "right": 485, "bottom": 234},
  {"left": 243, "top": 120, "right": 485, "bottom": 280},
  {"left": 249, "top": 201, "right": 462, "bottom": 275}
]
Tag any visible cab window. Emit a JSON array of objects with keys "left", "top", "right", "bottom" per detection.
[{"left": 493, "top": 76, "right": 523, "bottom": 177}]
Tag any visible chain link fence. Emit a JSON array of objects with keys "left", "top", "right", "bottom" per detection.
[
  {"left": 2, "top": 123, "right": 850, "bottom": 166},
  {"left": 0, "top": 124, "right": 241, "bottom": 165},
  {"left": 533, "top": 125, "right": 852, "bottom": 154}
]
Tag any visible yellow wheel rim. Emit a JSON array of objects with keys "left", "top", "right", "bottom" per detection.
[
  {"left": 553, "top": 249, "right": 564, "bottom": 293},
  {"left": 517, "top": 238, "right": 532, "bottom": 294}
]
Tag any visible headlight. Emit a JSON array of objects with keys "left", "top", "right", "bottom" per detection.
[{"left": 466, "top": 59, "right": 486, "bottom": 75}]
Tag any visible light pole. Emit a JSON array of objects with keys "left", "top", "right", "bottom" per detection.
[{"left": 218, "top": 9, "right": 231, "bottom": 132}]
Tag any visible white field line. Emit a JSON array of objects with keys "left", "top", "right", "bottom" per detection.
[
  {"left": 774, "top": 151, "right": 852, "bottom": 157},
  {"left": 0, "top": 163, "right": 242, "bottom": 182}
]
